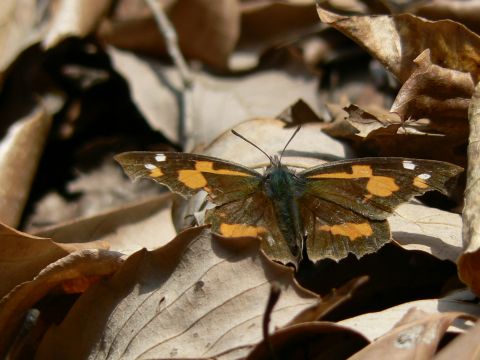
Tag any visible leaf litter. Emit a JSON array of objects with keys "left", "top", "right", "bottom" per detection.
[{"left": 0, "top": 0, "right": 479, "bottom": 358}]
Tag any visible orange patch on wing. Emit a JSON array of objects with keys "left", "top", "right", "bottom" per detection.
[
  {"left": 413, "top": 176, "right": 429, "bottom": 189},
  {"left": 310, "top": 165, "right": 399, "bottom": 197},
  {"left": 318, "top": 222, "right": 373, "bottom": 241},
  {"left": 220, "top": 223, "right": 266, "bottom": 238},
  {"left": 178, "top": 160, "right": 250, "bottom": 189},
  {"left": 149, "top": 167, "right": 163, "bottom": 178}
]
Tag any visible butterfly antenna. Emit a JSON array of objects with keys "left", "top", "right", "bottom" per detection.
[
  {"left": 279, "top": 125, "right": 301, "bottom": 162},
  {"left": 231, "top": 130, "right": 272, "bottom": 163}
]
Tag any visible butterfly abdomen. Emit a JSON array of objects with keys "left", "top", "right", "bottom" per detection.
[{"left": 264, "top": 166, "right": 306, "bottom": 259}]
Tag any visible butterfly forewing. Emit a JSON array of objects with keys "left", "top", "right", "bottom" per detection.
[
  {"left": 114, "top": 152, "right": 262, "bottom": 205},
  {"left": 297, "top": 157, "right": 462, "bottom": 261}
]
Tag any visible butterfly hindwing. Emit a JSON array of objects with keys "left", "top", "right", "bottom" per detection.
[
  {"left": 298, "top": 157, "right": 462, "bottom": 261},
  {"left": 114, "top": 152, "right": 262, "bottom": 205}
]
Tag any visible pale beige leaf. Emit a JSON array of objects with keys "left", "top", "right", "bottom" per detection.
[
  {"left": 35, "top": 227, "right": 318, "bottom": 359},
  {"left": 339, "top": 290, "right": 480, "bottom": 342},
  {"left": 390, "top": 203, "right": 462, "bottom": 262},
  {"left": 0, "top": 249, "right": 123, "bottom": 357},
  {"left": 43, "top": 0, "right": 112, "bottom": 49},
  {"left": 0, "top": 103, "right": 52, "bottom": 227},
  {"left": 35, "top": 194, "right": 176, "bottom": 254},
  {"left": 434, "top": 318, "right": 480, "bottom": 360},
  {"left": 349, "top": 308, "right": 474, "bottom": 360},
  {"left": 0, "top": 0, "right": 48, "bottom": 86}
]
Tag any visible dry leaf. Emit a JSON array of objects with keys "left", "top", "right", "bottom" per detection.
[
  {"left": 99, "top": 0, "right": 240, "bottom": 69},
  {"left": 459, "top": 81, "right": 480, "bottom": 296},
  {"left": 0, "top": 102, "right": 52, "bottom": 227},
  {"left": 34, "top": 194, "right": 176, "bottom": 254},
  {"left": 349, "top": 308, "right": 475, "bottom": 360},
  {"left": 35, "top": 227, "right": 318, "bottom": 359},
  {"left": 434, "top": 317, "right": 480, "bottom": 360},
  {"left": 0, "top": 0, "right": 50, "bottom": 86},
  {"left": 317, "top": 7, "right": 480, "bottom": 83},
  {"left": 0, "top": 221, "right": 108, "bottom": 299},
  {"left": 339, "top": 290, "right": 480, "bottom": 342},
  {"left": 390, "top": 203, "right": 462, "bottom": 263},
  {"left": 0, "top": 249, "right": 123, "bottom": 358},
  {"left": 43, "top": 0, "right": 112, "bottom": 49}
]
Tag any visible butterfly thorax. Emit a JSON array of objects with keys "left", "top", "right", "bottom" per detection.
[{"left": 263, "top": 163, "right": 306, "bottom": 259}]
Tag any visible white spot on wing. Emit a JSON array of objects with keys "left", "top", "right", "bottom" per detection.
[
  {"left": 155, "top": 154, "right": 166, "bottom": 162},
  {"left": 402, "top": 160, "right": 416, "bottom": 170},
  {"left": 418, "top": 173, "right": 431, "bottom": 180},
  {"left": 145, "top": 163, "right": 156, "bottom": 170}
]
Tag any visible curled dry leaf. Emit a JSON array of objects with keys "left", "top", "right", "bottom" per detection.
[
  {"left": 35, "top": 194, "right": 176, "bottom": 254},
  {"left": 43, "top": 0, "right": 112, "bottom": 49},
  {"left": 339, "top": 290, "right": 480, "bottom": 342},
  {"left": 317, "top": 7, "right": 480, "bottom": 83},
  {"left": 35, "top": 227, "right": 318, "bottom": 359},
  {"left": 0, "top": 222, "right": 108, "bottom": 299},
  {"left": 0, "top": 103, "right": 52, "bottom": 227},
  {"left": 459, "top": 81, "right": 480, "bottom": 296},
  {"left": 349, "top": 308, "right": 476, "bottom": 360},
  {"left": 99, "top": 0, "right": 240, "bottom": 70},
  {"left": 391, "top": 49, "right": 474, "bottom": 138},
  {"left": 0, "top": 249, "right": 123, "bottom": 358}
]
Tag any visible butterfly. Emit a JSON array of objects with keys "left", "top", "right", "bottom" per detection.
[{"left": 114, "top": 127, "right": 463, "bottom": 267}]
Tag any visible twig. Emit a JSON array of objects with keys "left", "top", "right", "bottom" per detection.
[
  {"left": 145, "top": 0, "right": 193, "bottom": 148},
  {"left": 263, "top": 283, "right": 281, "bottom": 360}
]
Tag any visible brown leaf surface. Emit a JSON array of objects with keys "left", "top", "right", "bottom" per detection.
[
  {"left": 0, "top": 222, "right": 108, "bottom": 300},
  {"left": 43, "top": 0, "right": 112, "bottom": 49},
  {"left": 349, "top": 308, "right": 475, "bottom": 360},
  {"left": 317, "top": 7, "right": 480, "bottom": 83},
  {"left": 0, "top": 249, "right": 123, "bottom": 357},
  {"left": 339, "top": 290, "right": 480, "bottom": 342},
  {"left": 99, "top": 0, "right": 240, "bottom": 69},
  {"left": 35, "top": 227, "right": 318, "bottom": 359},
  {"left": 0, "top": 103, "right": 53, "bottom": 227},
  {"left": 434, "top": 317, "right": 480, "bottom": 360},
  {"left": 459, "top": 81, "right": 480, "bottom": 296},
  {"left": 391, "top": 49, "right": 474, "bottom": 137},
  {"left": 34, "top": 194, "right": 176, "bottom": 254}
]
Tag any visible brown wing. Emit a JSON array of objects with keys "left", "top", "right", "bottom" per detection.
[{"left": 114, "top": 152, "right": 262, "bottom": 205}]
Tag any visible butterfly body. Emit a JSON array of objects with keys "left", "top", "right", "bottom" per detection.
[
  {"left": 263, "top": 157, "right": 306, "bottom": 259},
  {"left": 115, "top": 150, "right": 462, "bottom": 267}
]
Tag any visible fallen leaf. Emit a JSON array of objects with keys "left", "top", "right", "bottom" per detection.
[
  {"left": 317, "top": 7, "right": 480, "bottom": 83},
  {"left": 0, "top": 102, "right": 53, "bottom": 227},
  {"left": 43, "top": 0, "right": 112, "bottom": 49},
  {"left": 0, "top": 249, "right": 123, "bottom": 358},
  {"left": 35, "top": 227, "right": 318, "bottom": 359},
  {"left": 339, "top": 290, "right": 480, "bottom": 342},
  {"left": 0, "top": 221, "right": 108, "bottom": 299},
  {"left": 349, "top": 308, "right": 475, "bottom": 359},
  {"left": 34, "top": 194, "right": 176, "bottom": 254},
  {"left": 99, "top": 0, "right": 240, "bottom": 69},
  {"left": 390, "top": 203, "right": 462, "bottom": 263},
  {"left": 434, "top": 317, "right": 480, "bottom": 360},
  {"left": 459, "top": 81, "right": 480, "bottom": 296}
]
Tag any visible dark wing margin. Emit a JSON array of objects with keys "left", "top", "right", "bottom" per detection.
[
  {"left": 299, "top": 157, "right": 463, "bottom": 220},
  {"left": 298, "top": 157, "right": 462, "bottom": 261},
  {"left": 114, "top": 151, "right": 262, "bottom": 205}
]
